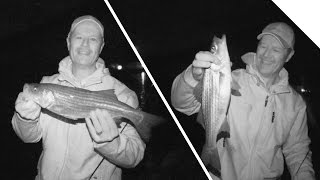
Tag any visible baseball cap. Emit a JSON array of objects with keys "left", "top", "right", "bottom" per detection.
[
  {"left": 257, "top": 22, "right": 295, "bottom": 50},
  {"left": 68, "top": 15, "right": 104, "bottom": 38}
]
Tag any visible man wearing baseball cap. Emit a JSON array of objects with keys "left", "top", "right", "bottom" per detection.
[
  {"left": 171, "top": 22, "right": 315, "bottom": 179},
  {"left": 12, "top": 15, "right": 145, "bottom": 180}
]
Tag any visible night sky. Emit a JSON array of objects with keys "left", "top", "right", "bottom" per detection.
[{"left": 1, "top": 0, "right": 320, "bottom": 179}]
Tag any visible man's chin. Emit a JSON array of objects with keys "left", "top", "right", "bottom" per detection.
[
  {"left": 74, "top": 57, "right": 93, "bottom": 63},
  {"left": 257, "top": 67, "right": 274, "bottom": 77},
  {"left": 261, "top": 71, "right": 277, "bottom": 79}
]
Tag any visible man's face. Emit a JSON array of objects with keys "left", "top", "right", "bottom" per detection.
[
  {"left": 255, "top": 34, "right": 292, "bottom": 79},
  {"left": 67, "top": 21, "right": 104, "bottom": 67}
]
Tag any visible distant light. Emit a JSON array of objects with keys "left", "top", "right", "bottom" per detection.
[
  {"left": 141, "top": 72, "right": 146, "bottom": 85},
  {"left": 116, "top": 65, "right": 123, "bottom": 70},
  {"left": 297, "top": 85, "right": 311, "bottom": 94}
]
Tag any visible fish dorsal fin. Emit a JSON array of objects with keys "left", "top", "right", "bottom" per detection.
[{"left": 95, "top": 89, "right": 118, "bottom": 101}]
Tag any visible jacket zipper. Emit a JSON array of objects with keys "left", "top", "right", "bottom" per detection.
[
  {"left": 248, "top": 95, "right": 269, "bottom": 179},
  {"left": 264, "top": 95, "right": 269, "bottom": 107},
  {"left": 265, "top": 95, "right": 275, "bottom": 123},
  {"left": 271, "top": 112, "right": 275, "bottom": 123}
]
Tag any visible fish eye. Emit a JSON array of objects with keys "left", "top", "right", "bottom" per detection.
[{"left": 33, "top": 87, "right": 37, "bottom": 92}]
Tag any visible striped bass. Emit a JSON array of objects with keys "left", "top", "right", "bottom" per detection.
[
  {"left": 22, "top": 83, "right": 165, "bottom": 142},
  {"left": 199, "top": 35, "right": 236, "bottom": 179}
]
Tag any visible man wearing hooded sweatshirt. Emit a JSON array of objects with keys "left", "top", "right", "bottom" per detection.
[
  {"left": 171, "top": 22, "right": 315, "bottom": 179},
  {"left": 12, "top": 15, "right": 145, "bottom": 180}
]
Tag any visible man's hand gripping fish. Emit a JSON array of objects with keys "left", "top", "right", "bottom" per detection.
[{"left": 198, "top": 35, "right": 236, "bottom": 179}]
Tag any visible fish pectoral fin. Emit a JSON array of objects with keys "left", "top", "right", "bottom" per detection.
[
  {"left": 216, "top": 118, "right": 231, "bottom": 143},
  {"left": 216, "top": 131, "right": 230, "bottom": 143}
]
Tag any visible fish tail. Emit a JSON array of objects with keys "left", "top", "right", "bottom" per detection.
[
  {"left": 201, "top": 146, "right": 221, "bottom": 177},
  {"left": 133, "top": 111, "right": 166, "bottom": 142}
]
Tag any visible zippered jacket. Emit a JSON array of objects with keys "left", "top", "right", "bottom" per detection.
[
  {"left": 12, "top": 56, "right": 146, "bottom": 180},
  {"left": 171, "top": 52, "right": 314, "bottom": 180}
]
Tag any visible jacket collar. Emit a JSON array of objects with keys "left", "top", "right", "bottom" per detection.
[
  {"left": 241, "top": 52, "right": 291, "bottom": 94},
  {"left": 57, "top": 56, "right": 110, "bottom": 88}
]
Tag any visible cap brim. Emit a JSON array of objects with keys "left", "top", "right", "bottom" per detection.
[{"left": 257, "top": 32, "right": 289, "bottom": 49}]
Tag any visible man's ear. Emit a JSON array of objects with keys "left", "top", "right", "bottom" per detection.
[
  {"left": 285, "top": 49, "right": 294, "bottom": 63},
  {"left": 66, "top": 34, "right": 71, "bottom": 51},
  {"left": 100, "top": 41, "right": 105, "bottom": 53}
]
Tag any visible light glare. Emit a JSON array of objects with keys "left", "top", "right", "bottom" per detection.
[{"left": 116, "top": 65, "right": 122, "bottom": 70}]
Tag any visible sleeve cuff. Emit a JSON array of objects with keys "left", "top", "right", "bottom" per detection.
[
  {"left": 15, "top": 112, "right": 39, "bottom": 123},
  {"left": 93, "top": 135, "right": 121, "bottom": 154},
  {"left": 293, "top": 171, "right": 315, "bottom": 180}
]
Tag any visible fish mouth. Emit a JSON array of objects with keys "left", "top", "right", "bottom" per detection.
[
  {"left": 23, "top": 83, "right": 30, "bottom": 91},
  {"left": 21, "top": 84, "right": 37, "bottom": 102},
  {"left": 23, "top": 84, "right": 34, "bottom": 95}
]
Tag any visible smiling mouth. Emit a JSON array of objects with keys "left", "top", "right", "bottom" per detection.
[
  {"left": 77, "top": 49, "right": 91, "bottom": 55},
  {"left": 262, "top": 60, "right": 273, "bottom": 65},
  {"left": 79, "top": 51, "right": 90, "bottom": 55}
]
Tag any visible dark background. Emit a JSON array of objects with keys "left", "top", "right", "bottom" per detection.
[{"left": 1, "top": 0, "right": 319, "bottom": 179}]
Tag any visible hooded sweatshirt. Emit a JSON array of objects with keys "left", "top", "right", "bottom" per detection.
[
  {"left": 12, "top": 56, "right": 145, "bottom": 180},
  {"left": 171, "top": 52, "right": 314, "bottom": 180}
]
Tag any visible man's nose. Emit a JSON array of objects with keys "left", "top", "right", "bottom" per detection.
[
  {"left": 262, "top": 48, "right": 272, "bottom": 57},
  {"left": 81, "top": 38, "right": 89, "bottom": 46}
]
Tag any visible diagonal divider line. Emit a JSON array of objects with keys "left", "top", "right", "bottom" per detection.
[{"left": 103, "top": 0, "right": 213, "bottom": 179}]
